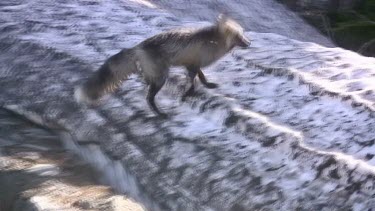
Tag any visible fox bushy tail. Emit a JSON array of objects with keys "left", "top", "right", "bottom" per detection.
[{"left": 74, "top": 49, "right": 137, "bottom": 105}]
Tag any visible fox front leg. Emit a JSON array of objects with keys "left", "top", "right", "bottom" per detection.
[
  {"left": 182, "top": 66, "right": 199, "bottom": 100},
  {"left": 182, "top": 66, "right": 219, "bottom": 101},
  {"left": 197, "top": 69, "right": 218, "bottom": 89}
]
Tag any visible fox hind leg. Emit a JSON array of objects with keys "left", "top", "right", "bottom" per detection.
[
  {"left": 137, "top": 50, "right": 169, "bottom": 118},
  {"left": 146, "top": 76, "right": 168, "bottom": 118}
]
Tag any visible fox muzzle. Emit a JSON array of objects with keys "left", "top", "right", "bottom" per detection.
[{"left": 238, "top": 36, "right": 251, "bottom": 48}]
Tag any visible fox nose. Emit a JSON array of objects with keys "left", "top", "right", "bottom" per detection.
[{"left": 239, "top": 36, "right": 251, "bottom": 48}]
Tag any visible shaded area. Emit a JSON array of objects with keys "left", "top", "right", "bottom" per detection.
[{"left": 278, "top": 0, "right": 375, "bottom": 57}]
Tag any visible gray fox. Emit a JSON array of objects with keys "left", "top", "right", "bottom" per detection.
[{"left": 74, "top": 15, "right": 250, "bottom": 117}]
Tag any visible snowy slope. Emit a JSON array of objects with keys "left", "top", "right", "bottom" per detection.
[{"left": 0, "top": 0, "right": 374, "bottom": 210}]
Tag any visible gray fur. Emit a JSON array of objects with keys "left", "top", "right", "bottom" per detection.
[{"left": 75, "top": 15, "right": 250, "bottom": 116}]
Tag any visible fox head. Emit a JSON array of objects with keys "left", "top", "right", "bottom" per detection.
[{"left": 216, "top": 14, "right": 250, "bottom": 50}]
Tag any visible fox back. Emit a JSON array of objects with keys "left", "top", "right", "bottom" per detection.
[{"left": 138, "top": 15, "right": 250, "bottom": 68}]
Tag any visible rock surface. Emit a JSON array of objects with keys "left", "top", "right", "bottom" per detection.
[{"left": 0, "top": 0, "right": 374, "bottom": 210}]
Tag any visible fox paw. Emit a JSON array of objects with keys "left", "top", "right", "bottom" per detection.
[
  {"left": 205, "top": 82, "right": 218, "bottom": 89},
  {"left": 182, "top": 93, "right": 195, "bottom": 102},
  {"left": 158, "top": 112, "right": 169, "bottom": 119}
]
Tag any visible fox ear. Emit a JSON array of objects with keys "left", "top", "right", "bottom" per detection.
[
  {"left": 216, "top": 13, "right": 229, "bottom": 33},
  {"left": 217, "top": 13, "right": 228, "bottom": 25}
]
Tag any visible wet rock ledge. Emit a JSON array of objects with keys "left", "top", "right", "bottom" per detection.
[{"left": 0, "top": 109, "right": 145, "bottom": 211}]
